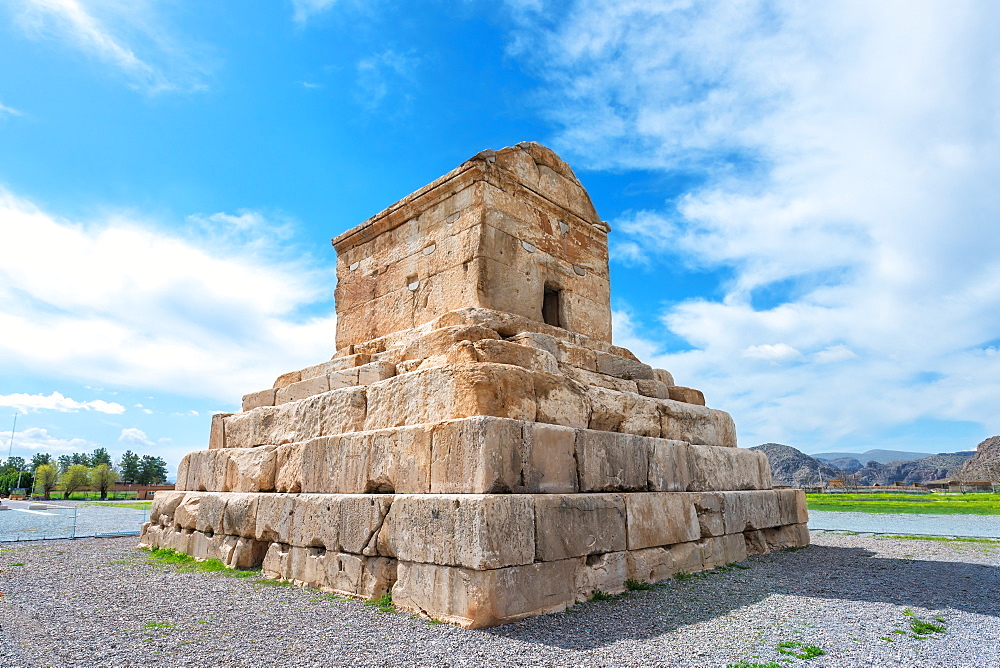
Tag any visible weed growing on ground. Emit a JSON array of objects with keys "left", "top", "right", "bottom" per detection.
[
  {"left": 727, "top": 663, "right": 782, "bottom": 668},
  {"left": 776, "top": 640, "right": 824, "bottom": 659},
  {"left": 673, "top": 571, "right": 695, "bottom": 581},
  {"left": 588, "top": 589, "right": 614, "bottom": 602},
  {"left": 625, "top": 579, "right": 655, "bottom": 591},
  {"left": 143, "top": 621, "right": 174, "bottom": 630},
  {"left": 364, "top": 593, "right": 396, "bottom": 613},
  {"left": 7, "top": 563, "right": 25, "bottom": 567},
  {"left": 142, "top": 547, "right": 261, "bottom": 579},
  {"left": 251, "top": 578, "right": 293, "bottom": 587},
  {"left": 784, "top": 545, "right": 809, "bottom": 553}
]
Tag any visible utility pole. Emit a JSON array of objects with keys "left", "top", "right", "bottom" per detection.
[{"left": 8, "top": 414, "right": 23, "bottom": 490}]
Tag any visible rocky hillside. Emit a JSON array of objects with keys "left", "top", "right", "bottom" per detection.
[
  {"left": 958, "top": 435, "right": 1000, "bottom": 481},
  {"left": 750, "top": 443, "right": 841, "bottom": 486},
  {"left": 850, "top": 452, "right": 974, "bottom": 486}
]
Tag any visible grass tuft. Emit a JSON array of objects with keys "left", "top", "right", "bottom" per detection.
[
  {"left": 364, "top": 593, "right": 396, "bottom": 613},
  {"left": 776, "top": 640, "right": 825, "bottom": 659},
  {"left": 625, "top": 579, "right": 655, "bottom": 591},
  {"left": 588, "top": 589, "right": 614, "bottom": 602}
]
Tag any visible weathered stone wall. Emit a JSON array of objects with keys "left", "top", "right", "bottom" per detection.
[{"left": 140, "top": 142, "right": 809, "bottom": 628}]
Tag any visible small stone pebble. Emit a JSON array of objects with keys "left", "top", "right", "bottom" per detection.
[{"left": 0, "top": 531, "right": 997, "bottom": 667}]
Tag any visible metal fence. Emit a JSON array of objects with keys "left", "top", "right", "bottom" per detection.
[{"left": 0, "top": 502, "right": 150, "bottom": 542}]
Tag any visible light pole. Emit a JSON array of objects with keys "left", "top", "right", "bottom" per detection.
[{"left": 6, "top": 414, "right": 22, "bottom": 491}]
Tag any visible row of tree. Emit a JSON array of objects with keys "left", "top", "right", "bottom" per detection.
[{"left": 0, "top": 448, "right": 169, "bottom": 498}]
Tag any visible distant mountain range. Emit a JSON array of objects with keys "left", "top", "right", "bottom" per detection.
[
  {"left": 958, "top": 436, "right": 1000, "bottom": 481},
  {"left": 752, "top": 442, "right": 984, "bottom": 486},
  {"left": 811, "top": 449, "right": 933, "bottom": 464}
]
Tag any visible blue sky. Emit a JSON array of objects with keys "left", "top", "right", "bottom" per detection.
[{"left": 2, "top": 0, "right": 998, "bottom": 476}]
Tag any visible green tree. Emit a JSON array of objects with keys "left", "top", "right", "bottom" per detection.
[
  {"left": 4, "top": 456, "right": 25, "bottom": 472},
  {"left": 119, "top": 450, "right": 140, "bottom": 483},
  {"left": 137, "top": 455, "right": 168, "bottom": 485},
  {"left": 30, "top": 453, "right": 52, "bottom": 470},
  {"left": 89, "top": 463, "right": 118, "bottom": 499},
  {"left": 34, "top": 463, "right": 58, "bottom": 499},
  {"left": 58, "top": 464, "right": 90, "bottom": 499},
  {"left": 90, "top": 447, "right": 113, "bottom": 467},
  {"left": 70, "top": 452, "right": 92, "bottom": 468},
  {"left": 57, "top": 454, "right": 72, "bottom": 474}
]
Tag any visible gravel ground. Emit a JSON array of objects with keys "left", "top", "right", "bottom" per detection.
[{"left": 1, "top": 532, "right": 997, "bottom": 667}]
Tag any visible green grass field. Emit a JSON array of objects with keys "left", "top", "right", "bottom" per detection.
[{"left": 805, "top": 493, "right": 1000, "bottom": 515}]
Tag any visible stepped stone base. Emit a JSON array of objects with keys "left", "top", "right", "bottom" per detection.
[
  {"left": 139, "top": 487, "right": 807, "bottom": 628},
  {"left": 144, "top": 144, "right": 810, "bottom": 628}
]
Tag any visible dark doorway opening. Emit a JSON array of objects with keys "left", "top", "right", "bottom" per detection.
[{"left": 542, "top": 287, "right": 562, "bottom": 328}]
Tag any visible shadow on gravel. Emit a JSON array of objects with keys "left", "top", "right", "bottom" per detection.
[{"left": 485, "top": 545, "right": 1000, "bottom": 651}]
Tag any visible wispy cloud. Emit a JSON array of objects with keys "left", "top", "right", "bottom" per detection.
[
  {"left": 0, "top": 391, "right": 125, "bottom": 414},
  {"left": 291, "top": 0, "right": 338, "bottom": 24},
  {"left": 355, "top": 50, "right": 419, "bottom": 113},
  {"left": 0, "top": 101, "right": 23, "bottom": 118},
  {"left": 0, "top": 189, "right": 337, "bottom": 403},
  {"left": 12, "top": 427, "right": 97, "bottom": 452},
  {"left": 511, "top": 0, "right": 1000, "bottom": 450},
  {"left": 6, "top": 0, "right": 209, "bottom": 93}
]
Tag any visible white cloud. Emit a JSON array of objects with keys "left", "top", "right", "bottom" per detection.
[
  {"left": 0, "top": 190, "right": 338, "bottom": 404},
  {"left": 0, "top": 391, "right": 125, "bottom": 414},
  {"left": 0, "top": 101, "right": 23, "bottom": 118},
  {"left": 12, "top": 427, "right": 96, "bottom": 452},
  {"left": 118, "top": 427, "right": 153, "bottom": 447},
  {"left": 292, "top": 0, "right": 338, "bottom": 23},
  {"left": 742, "top": 344, "right": 803, "bottom": 363},
  {"left": 6, "top": 0, "right": 209, "bottom": 93},
  {"left": 513, "top": 0, "right": 1000, "bottom": 449},
  {"left": 355, "top": 50, "right": 419, "bottom": 112}
]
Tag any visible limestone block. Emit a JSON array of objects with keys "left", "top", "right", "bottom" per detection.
[
  {"left": 400, "top": 324, "right": 500, "bottom": 361},
  {"left": 576, "top": 430, "right": 648, "bottom": 492},
  {"left": 174, "top": 455, "right": 191, "bottom": 491},
  {"left": 523, "top": 423, "right": 578, "bottom": 493},
  {"left": 626, "top": 541, "right": 702, "bottom": 583},
  {"left": 624, "top": 493, "right": 700, "bottom": 550},
  {"left": 194, "top": 494, "right": 227, "bottom": 535},
  {"left": 720, "top": 491, "right": 781, "bottom": 534},
  {"left": 556, "top": 340, "right": 597, "bottom": 371},
  {"left": 364, "top": 364, "right": 535, "bottom": 430},
  {"left": 254, "top": 494, "right": 297, "bottom": 543},
  {"left": 225, "top": 445, "right": 277, "bottom": 492},
  {"left": 227, "top": 535, "right": 269, "bottom": 570},
  {"left": 533, "top": 493, "right": 626, "bottom": 561},
  {"left": 776, "top": 488, "right": 808, "bottom": 525},
  {"left": 743, "top": 529, "right": 768, "bottom": 555},
  {"left": 647, "top": 439, "right": 692, "bottom": 492},
  {"left": 300, "top": 354, "right": 372, "bottom": 380},
  {"left": 274, "top": 441, "right": 305, "bottom": 493},
  {"left": 762, "top": 523, "right": 810, "bottom": 550},
  {"left": 242, "top": 389, "right": 275, "bottom": 412},
  {"left": 273, "top": 370, "right": 301, "bottom": 390},
  {"left": 507, "top": 331, "right": 559, "bottom": 358},
  {"left": 289, "top": 494, "right": 393, "bottom": 554},
  {"left": 693, "top": 492, "right": 725, "bottom": 538},
  {"left": 317, "top": 387, "right": 368, "bottom": 437},
  {"left": 586, "top": 387, "right": 660, "bottom": 437},
  {"left": 687, "top": 445, "right": 769, "bottom": 491},
  {"left": 430, "top": 417, "right": 524, "bottom": 494},
  {"left": 150, "top": 491, "right": 186, "bottom": 526},
  {"left": 699, "top": 533, "right": 748, "bottom": 570},
  {"left": 574, "top": 551, "right": 627, "bottom": 601},
  {"left": 393, "top": 559, "right": 577, "bottom": 628},
  {"left": 636, "top": 379, "right": 669, "bottom": 399},
  {"left": 367, "top": 425, "right": 432, "bottom": 494},
  {"left": 653, "top": 369, "right": 675, "bottom": 386},
  {"left": 209, "top": 413, "right": 229, "bottom": 450},
  {"left": 298, "top": 427, "right": 431, "bottom": 495},
  {"left": 659, "top": 401, "right": 736, "bottom": 447},
  {"left": 328, "top": 367, "right": 360, "bottom": 390},
  {"left": 595, "top": 353, "right": 654, "bottom": 381},
  {"left": 233, "top": 388, "right": 364, "bottom": 449},
  {"left": 221, "top": 493, "right": 259, "bottom": 537},
  {"left": 173, "top": 493, "right": 204, "bottom": 531},
  {"left": 358, "top": 361, "right": 397, "bottom": 385},
  {"left": 562, "top": 364, "right": 638, "bottom": 393},
  {"left": 668, "top": 386, "right": 706, "bottom": 406},
  {"left": 533, "top": 372, "right": 590, "bottom": 428},
  {"left": 276, "top": 375, "right": 330, "bottom": 404},
  {"left": 470, "top": 339, "right": 559, "bottom": 373},
  {"left": 382, "top": 495, "right": 534, "bottom": 570},
  {"left": 160, "top": 526, "right": 194, "bottom": 554}
]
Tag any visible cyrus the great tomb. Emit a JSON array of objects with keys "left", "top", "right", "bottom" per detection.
[{"left": 139, "top": 142, "right": 809, "bottom": 628}]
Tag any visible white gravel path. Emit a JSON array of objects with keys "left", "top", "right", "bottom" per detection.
[{"left": 0, "top": 531, "right": 997, "bottom": 667}]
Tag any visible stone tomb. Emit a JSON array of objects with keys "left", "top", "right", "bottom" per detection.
[{"left": 139, "top": 142, "right": 809, "bottom": 628}]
